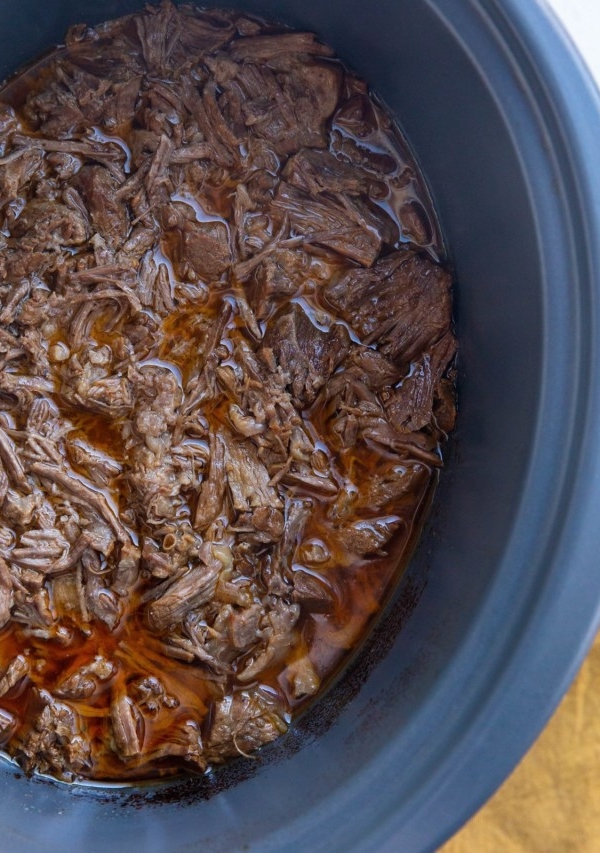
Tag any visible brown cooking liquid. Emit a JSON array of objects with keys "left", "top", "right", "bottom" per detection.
[{"left": 0, "top": 5, "right": 452, "bottom": 783}]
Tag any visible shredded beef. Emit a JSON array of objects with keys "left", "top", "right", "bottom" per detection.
[{"left": 0, "top": 1, "right": 455, "bottom": 784}]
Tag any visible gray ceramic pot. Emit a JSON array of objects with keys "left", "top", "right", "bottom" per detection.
[{"left": 1, "top": 1, "right": 600, "bottom": 850}]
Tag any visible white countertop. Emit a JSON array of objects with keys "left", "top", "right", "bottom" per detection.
[{"left": 545, "top": 0, "right": 600, "bottom": 84}]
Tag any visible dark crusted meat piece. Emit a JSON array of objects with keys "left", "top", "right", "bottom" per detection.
[
  {"left": 225, "top": 53, "right": 341, "bottom": 156},
  {"left": 223, "top": 432, "right": 283, "bottom": 513},
  {"left": 325, "top": 250, "right": 453, "bottom": 362},
  {"left": 19, "top": 693, "right": 91, "bottom": 780},
  {"left": 271, "top": 182, "right": 383, "bottom": 267},
  {"left": 161, "top": 202, "right": 231, "bottom": 281},
  {"left": 10, "top": 199, "right": 88, "bottom": 251},
  {"left": 383, "top": 331, "right": 457, "bottom": 432},
  {"left": 73, "top": 165, "right": 129, "bottom": 246},
  {"left": 262, "top": 302, "right": 350, "bottom": 407},
  {"left": 146, "top": 544, "right": 223, "bottom": 631},
  {"left": 237, "top": 598, "right": 300, "bottom": 682},
  {"left": 205, "top": 688, "right": 288, "bottom": 762},
  {"left": 111, "top": 692, "right": 143, "bottom": 759},
  {"left": 291, "top": 570, "right": 333, "bottom": 613},
  {"left": 283, "top": 148, "right": 375, "bottom": 196}
]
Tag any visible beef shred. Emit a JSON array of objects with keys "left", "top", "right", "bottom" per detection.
[{"left": 0, "top": 1, "right": 456, "bottom": 782}]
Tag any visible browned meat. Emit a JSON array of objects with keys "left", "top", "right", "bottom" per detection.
[
  {"left": 237, "top": 599, "right": 300, "bottom": 681},
  {"left": 130, "top": 675, "right": 178, "bottom": 713},
  {"left": 272, "top": 181, "right": 383, "bottom": 267},
  {"left": 111, "top": 692, "right": 143, "bottom": 759},
  {"left": 192, "top": 439, "right": 225, "bottom": 529},
  {"left": 86, "top": 574, "right": 122, "bottom": 631},
  {"left": 0, "top": 425, "right": 30, "bottom": 493},
  {"left": 0, "top": 654, "right": 29, "bottom": 697},
  {"left": 286, "top": 655, "right": 320, "bottom": 699},
  {"left": 112, "top": 541, "right": 141, "bottom": 597},
  {"left": 28, "top": 461, "right": 129, "bottom": 544},
  {"left": 291, "top": 570, "right": 333, "bottom": 613},
  {"left": 228, "top": 604, "right": 263, "bottom": 650},
  {"left": 161, "top": 201, "right": 231, "bottom": 281},
  {"left": 73, "top": 165, "right": 129, "bottom": 247},
  {"left": 146, "top": 551, "right": 222, "bottom": 632},
  {"left": 10, "top": 199, "right": 88, "bottom": 250},
  {"left": 56, "top": 656, "right": 115, "bottom": 700},
  {"left": 248, "top": 247, "right": 311, "bottom": 319},
  {"left": 262, "top": 302, "right": 350, "bottom": 407},
  {"left": 228, "top": 58, "right": 341, "bottom": 156},
  {"left": 205, "top": 689, "right": 288, "bottom": 762},
  {"left": 229, "top": 32, "right": 333, "bottom": 62},
  {"left": 0, "top": 557, "right": 13, "bottom": 630},
  {"left": 336, "top": 516, "right": 403, "bottom": 557},
  {"left": 383, "top": 331, "right": 457, "bottom": 431},
  {"left": 224, "top": 433, "right": 283, "bottom": 513},
  {"left": 18, "top": 693, "right": 91, "bottom": 780},
  {"left": 283, "top": 148, "right": 375, "bottom": 196},
  {"left": 346, "top": 347, "right": 404, "bottom": 390},
  {"left": 325, "top": 251, "right": 453, "bottom": 363},
  {"left": 0, "top": 1, "right": 455, "bottom": 785},
  {"left": 0, "top": 707, "right": 16, "bottom": 742}
]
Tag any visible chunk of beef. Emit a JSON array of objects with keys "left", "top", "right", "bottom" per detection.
[
  {"left": 330, "top": 131, "right": 398, "bottom": 176},
  {"left": 112, "top": 541, "right": 141, "bottom": 596},
  {"left": 130, "top": 675, "right": 178, "bottom": 713},
  {"left": 101, "top": 76, "right": 142, "bottom": 129},
  {"left": 271, "top": 182, "right": 383, "bottom": 267},
  {"left": 0, "top": 707, "right": 16, "bottom": 742},
  {"left": 175, "top": 7, "right": 236, "bottom": 56},
  {"left": 29, "top": 461, "right": 129, "bottom": 544},
  {"left": 283, "top": 148, "right": 375, "bottom": 196},
  {"left": 56, "top": 656, "right": 115, "bottom": 700},
  {"left": 86, "top": 573, "right": 122, "bottom": 631},
  {"left": 346, "top": 347, "right": 404, "bottom": 391},
  {"left": 10, "top": 199, "right": 88, "bottom": 251},
  {"left": 73, "top": 165, "right": 129, "bottom": 247},
  {"left": 136, "top": 3, "right": 236, "bottom": 74},
  {"left": 0, "top": 424, "right": 29, "bottom": 493},
  {"left": 19, "top": 692, "right": 91, "bottom": 779},
  {"left": 237, "top": 598, "right": 300, "bottom": 681},
  {"left": 286, "top": 655, "right": 320, "bottom": 699},
  {"left": 228, "top": 604, "right": 262, "bottom": 651},
  {"left": 334, "top": 90, "right": 378, "bottom": 139},
  {"left": 0, "top": 557, "right": 13, "bottom": 630},
  {"left": 0, "top": 148, "right": 43, "bottom": 209},
  {"left": 161, "top": 202, "right": 231, "bottom": 281},
  {"left": 248, "top": 247, "right": 311, "bottom": 320},
  {"left": 325, "top": 250, "right": 453, "bottom": 362},
  {"left": 146, "top": 546, "right": 222, "bottom": 631},
  {"left": 358, "top": 460, "right": 429, "bottom": 513},
  {"left": 193, "top": 431, "right": 225, "bottom": 530},
  {"left": 205, "top": 688, "right": 288, "bottom": 762},
  {"left": 0, "top": 654, "right": 29, "bottom": 697},
  {"left": 383, "top": 331, "right": 457, "bottom": 432},
  {"left": 249, "top": 506, "right": 284, "bottom": 542},
  {"left": 262, "top": 302, "right": 350, "bottom": 408},
  {"left": 336, "top": 516, "right": 403, "bottom": 557},
  {"left": 291, "top": 570, "right": 333, "bottom": 613},
  {"left": 229, "top": 32, "right": 333, "bottom": 63},
  {"left": 111, "top": 691, "right": 143, "bottom": 759},
  {"left": 230, "top": 58, "right": 341, "bottom": 156},
  {"left": 223, "top": 432, "right": 283, "bottom": 513}
]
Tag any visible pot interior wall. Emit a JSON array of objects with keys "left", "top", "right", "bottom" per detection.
[{"left": 0, "top": 1, "right": 555, "bottom": 851}]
